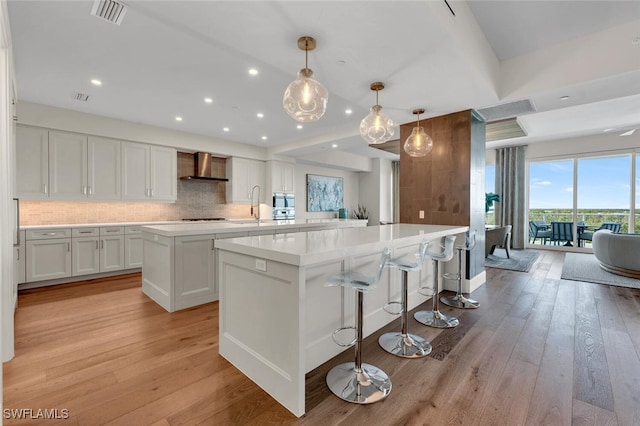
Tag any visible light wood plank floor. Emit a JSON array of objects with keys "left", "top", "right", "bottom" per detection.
[{"left": 4, "top": 250, "right": 640, "bottom": 425}]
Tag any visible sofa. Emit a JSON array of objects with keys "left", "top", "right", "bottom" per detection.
[{"left": 592, "top": 230, "right": 640, "bottom": 279}]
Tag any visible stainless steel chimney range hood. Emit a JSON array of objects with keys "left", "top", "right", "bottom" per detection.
[{"left": 180, "top": 152, "right": 229, "bottom": 182}]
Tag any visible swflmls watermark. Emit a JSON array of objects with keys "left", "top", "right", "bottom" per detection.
[{"left": 3, "top": 408, "right": 70, "bottom": 420}]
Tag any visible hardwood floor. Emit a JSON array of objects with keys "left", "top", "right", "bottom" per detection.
[{"left": 4, "top": 250, "right": 640, "bottom": 425}]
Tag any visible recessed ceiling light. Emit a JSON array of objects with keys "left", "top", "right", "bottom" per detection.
[
  {"left": 204, "top": 97, "right": 213, "bottom": 104},
  {"left": 261, "top": 136, "right": 268, "bottom": 140},
  {"left": 248, "top": 68, "right": 259, "bottom": 76},
  {"left": 91, "top": 79, "right": 102, "bottom": 86},
  {"left": 296, "top": 125, "right": 303, "bottom": 129},
  {"left": 223, "top": 127, "right": 230, "bottom": 132},
  {"left": 175, "top": 116, "right": 183, "bottom": 122},
  {"left": 632, "top": 36, "right": 640, "bottom": 45},
  {"left": 331, "top": 144, "right": 338, "bottom": 148},
  {"left": 345, "top": 109, "right": 352, "bottom": 115},
  {"left": 620, "top": 129, "right": 636, "bottom": 136},
  {"left": 559, "top": 95, "right": 570, "bottom": 101},
  {"left": 257, "top": 113, "right": 264, "bottom": 118}
]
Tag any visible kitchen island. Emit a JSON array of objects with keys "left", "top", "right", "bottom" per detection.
[
  {"left": 215, "top": 223, "right": 470, "bottom": 417},
  {"left": 140, "top": 219, "right": 367, "bottom": 312}
]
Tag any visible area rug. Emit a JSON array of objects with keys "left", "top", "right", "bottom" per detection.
[
  {"left": 485, "top": 249, "right": 540, "bottom": 273},
  {"left": 561, "top": 253, "right": 640, "bottom": 290}
]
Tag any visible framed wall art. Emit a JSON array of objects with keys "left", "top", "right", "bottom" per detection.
[{"left": 306, "top": 174, "right": 344, "bottom": 212}]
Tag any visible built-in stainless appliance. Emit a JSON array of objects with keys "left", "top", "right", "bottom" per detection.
[
  {"left": 180, "top": 152, "right": 229, "bottom": 181},
  {"left": 273, "top": 192, "right": 295, "bottom": 220}
]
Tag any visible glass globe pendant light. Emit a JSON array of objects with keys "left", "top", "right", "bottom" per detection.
[
  {"left": 403, "top": 108, "right": 433, "bottom": 157},
  {"left": 283, "top": 36, "right": 328, "bottom": 122},
  {"left": 360, "top": 82, "right": 395, "bottom": 144}
]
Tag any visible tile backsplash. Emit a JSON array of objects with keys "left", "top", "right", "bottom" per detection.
[{"left": 19, "top": 152, "right": 257, "bottom": 225}]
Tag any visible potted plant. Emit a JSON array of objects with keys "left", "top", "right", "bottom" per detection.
[{"left": 352, "top": 204, "right": 369, "bottom": 224}]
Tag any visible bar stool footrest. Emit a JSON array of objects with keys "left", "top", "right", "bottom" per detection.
[
  {"left": 383, "top": 301, "right": 403, "bottom": 315},
  {"left": 442, "top": 272, "right": 460, "bottom": 280},
  {"left": 440, "top": 294, "right": 480, "bottom": 309},
  {"left": 331, "top": 326, "right": 357, "bottom": 347},
  {"left": 418, "top": 286, "right": 435, "bottom": 297}
]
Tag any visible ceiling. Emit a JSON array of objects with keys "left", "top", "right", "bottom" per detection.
[{"left": 7, "top": 0, "right": 640, "bottom": 162}]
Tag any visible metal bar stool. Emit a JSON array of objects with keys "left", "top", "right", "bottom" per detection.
[
  {"left": 441, "top": 230, "right": 480, "bottom": 309},
  {"left": 325, "top": 248, "right": 392, "bottom": 404},
  {"left": 414, "top": 235, "right": 459, "bottom": 328},
  {"left": 378, "top": 238, "right": 432, "bottom": 358}
]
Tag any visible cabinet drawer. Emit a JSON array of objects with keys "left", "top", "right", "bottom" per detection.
[
  {"left": 100, "top": 226, "right": 125, "bottom": 235},
  {"left": 72, "top": 228, "right": 99, "bottom": 237},
  {"left": 125, "top": 226, "right": 142, "bottom": 234},
  {"left": 26, "top": 228, "right": 72, "bottom": 240}
]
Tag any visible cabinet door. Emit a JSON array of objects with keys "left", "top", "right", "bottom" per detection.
[
  {"left": 15, "top": 125, "right": 49, "bottom": 199},
  {"left": 124, "top": 234, "right": 143, "bottom": 269},
  {"left": 88, "top": 136, "right": 121, "bottom": 200},
  {"left": 14, "top": 231, "right": 25, "bottom": 285},
  {"left": 272, "top": 161, "right": 284, "bottom": 192},
  {"left": 72, "top": 237, "right": 100, "bottom": 276},
  {"left": 226, "top": 157, "right": 251, "bottom": 203},
  {"left": 174, "top": 235, "right": 217, "bottom": 310},
  {"left": 49, "top": 130, "right": 88, "bottom": 200},
  {"left": 282, "top": 163, "right": 295, "bottom": 193},
  {"left": 26, "top": 239, "right": 72, "bottom": 281},
  {"left": 248, "top": 159, "right": 266, "bottom": 202},
  {"left": 100, "top": 235, "right": 125, "bottom": 272},
  {"left": 122, "top": 142, "right": 150, "bottom": 200},
  {"left": 149, "top": 146, "right": 177, "bottom": 201}
]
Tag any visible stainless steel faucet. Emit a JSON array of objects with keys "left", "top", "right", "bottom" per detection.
[{"left": 250, "top": 185, "right": 261, "bottom": 221}]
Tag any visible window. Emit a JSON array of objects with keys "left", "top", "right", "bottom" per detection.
[{"left": 485, "top": 164, "right": 495, "bottom": 224}]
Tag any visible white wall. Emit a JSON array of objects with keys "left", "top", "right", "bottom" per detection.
[
  {"left": 358, "top": 158, "right": 393, "bottom": 225},
  {"left": 293, "top": 163, "right": 360, "bottom": 221}
]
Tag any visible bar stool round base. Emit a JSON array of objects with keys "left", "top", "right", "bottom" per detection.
[
  {"left": 414, "top": 310, "right": 459, "bottom": 328},
  {"left": 326, "top": 362, "right": 392, "bottom": 404},
  {"left": 378, "top": 332, "right": 432, "bottom": 358},
  {"left": 440, "top": 294, "right": 480, "bottom": 309}
]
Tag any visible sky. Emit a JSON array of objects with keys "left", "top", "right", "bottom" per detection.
[{"left": 487, "top": 155, "right": 639, "bottom": 210}]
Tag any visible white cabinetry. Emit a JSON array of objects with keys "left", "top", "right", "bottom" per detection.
[
  {"left": 269, "top": 161, "right": 295, "bottom": 193},
  {"left": 48, "top": 130, "right": 87, "bottom": 200},
  {"left": 16, "top": 126, "right": 122, "bottom": 200},
  {"left": 15, "top": 126, "right": 48, "bottom": 199},
  {"left": 122, "top": 142, "right": 176, "bottom": 201},
  {"left": 174, "top": 235, "right": 217, "bottom": 311},
  {"left": 226, "top": 157, "right": 265, "bottom": 203},
  {"left": 25, "top": 228, "right": 72, "bottom": 282},
  {"left": 124, "top": 226, "right": 143, "bottom": 269},
  {"left": 14, "top": 230, "right": 25, "bottom": 285},
  {"left": 71, "top": 227, "right": 125, "bottom": 276}
]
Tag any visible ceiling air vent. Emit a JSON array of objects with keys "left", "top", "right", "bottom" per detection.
[
  {"left": 73, "top": 92, "right": 90, "bottom": 102},
  {"left": 486, "top": 118, "right": 527, "bottom": 142},
  {"left": 91, "top": 0, "right": 128, "bottom": 26},
  {"left": 476, "top": 98, "right": 536, "bottom": 122}
]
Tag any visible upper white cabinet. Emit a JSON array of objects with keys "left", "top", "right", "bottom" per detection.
[
  {"left": 16, "top": 126, "right": 122, "bottom": 201},
  {"left": 88, "top": 136, "right": 121, "bottom": 200},
  {"left": 268, "top": 161, "right": 296, "bottom": 194},
  {"left": 122, "top": 142, "right": 176, "bottom": 202},
  {"left": 15, "top": 126, "right": 49, "bottom": 199},
  {"left": 226, "top": 157, "right": 265, "bottom": 204},
  {"left": 48, "top": 130, "right": 88, "bottom": 200}
]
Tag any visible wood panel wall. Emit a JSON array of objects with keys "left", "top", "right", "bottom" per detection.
[{"left": 399, "top": 109, "right": 486, "bottom": 279}]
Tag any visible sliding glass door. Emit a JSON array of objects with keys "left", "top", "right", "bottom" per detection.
[{"left": 528, "top": 152, "right": 636, "bottom": 249}]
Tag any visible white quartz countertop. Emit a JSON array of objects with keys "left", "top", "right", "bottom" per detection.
[
  {"left": 215, "top": 224, "right": 469, "bottom": 266},
  {"left": 20, "top": 220, "right": 181, "bottom": 230},
  {"left": 140, "top": 219, "right": 367, "bottom": 237}
]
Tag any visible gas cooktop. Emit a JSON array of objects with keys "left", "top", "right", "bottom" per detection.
[{"left": 181, "top": 218, "right": 227, "bottom": 222}]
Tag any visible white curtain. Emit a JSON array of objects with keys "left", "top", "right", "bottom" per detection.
[{"left": 496, "top": 146, "right": 527, "bottom": 249}]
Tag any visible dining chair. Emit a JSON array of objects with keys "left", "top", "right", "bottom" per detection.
[
  {"left": 550, "top": 221, "right": 573, "bottom": 246},
  {"left": 529, "top": 221, "right": 551, "bottom": 244},
  {"left": 579, "top": 222, "right": 622, "bottom": 245}
]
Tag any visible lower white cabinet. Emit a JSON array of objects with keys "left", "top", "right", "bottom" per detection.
[
  {"left": 124, "top": 226, "right": 143, "bottom": 269},
  {"left": 26, "top": 235, "right": 72, "bottom": 282},
  {"left": 72, "top": 237, "right": 101, "bottom": 276},
  {"left": 14, "top": 231, "right": 26, "bottom": 285},
  {"left": 174, "top": 235, "right": 217, "bottom": 311},
  {"left": 71, "top": 227, "right": 125, "bottom": 276}
]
